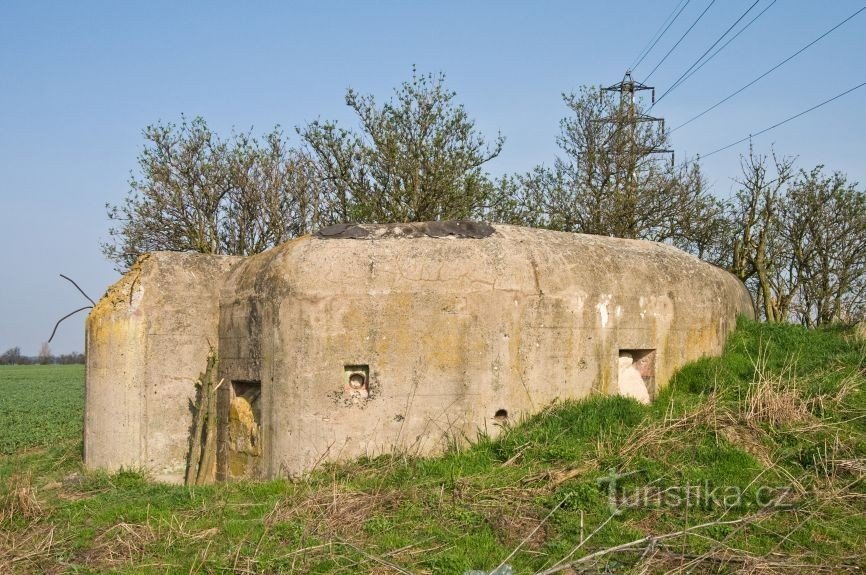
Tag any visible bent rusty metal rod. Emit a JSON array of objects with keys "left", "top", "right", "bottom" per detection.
[
  {"left": 60, "top": 273, "right": 96, "bottom": 305},
  {"left": 47, "top": 274, "right": 97, "bottom": 343},
  {"left": 48, "top": 306, "right": 92, "bottom": 343}
]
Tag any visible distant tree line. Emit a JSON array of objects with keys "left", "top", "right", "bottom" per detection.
[
  {"left": 0, "top": 345, "right": 85, "bottom": 365},
  {"left": 103, "top": 68, "right": 866, "bottom": 327}
]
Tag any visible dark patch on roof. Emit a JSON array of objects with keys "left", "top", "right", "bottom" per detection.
[
  {"left": 317, "top": 223, "right": 371, "bottom": 239},
  {"left": 316, "top": 221, "right": 495, "bottom": 240}
]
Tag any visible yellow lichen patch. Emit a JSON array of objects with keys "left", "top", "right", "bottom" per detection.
[
  {"left": 228, "top": 394, "right": 262, "bottom": 479},
  {"left": 90, "top": 253, "right": 150, "bottom": 318},
  {"left": 228, "top": 396, "right": 260, "bottom": 456}
]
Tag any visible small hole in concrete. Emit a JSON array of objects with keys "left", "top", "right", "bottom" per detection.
[
  {"left": 344, "top": 365, "right": 370, "bottom": 399},
  {"left": 348, "top": 373, "right": 366, "bottom": 389},
  {"left": 494, "top": 409, "right": 509, "bottom": 420}
]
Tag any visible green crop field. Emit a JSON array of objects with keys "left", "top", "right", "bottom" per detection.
[
  {"left": 1, "top": 321, "right": 865, "bottom": 574},
  {"left": 0, "top": 365, "right": 84, "bottom": 456}
]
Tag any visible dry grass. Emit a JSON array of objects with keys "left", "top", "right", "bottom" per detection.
[
  {"left": 485, "top": 509, "right": 549, "bottom": 551},
  {"left": 0, "top": 473, "right": 43, "bottom": 524},
  {"left": 461, "top": 483, "right": 551, "bottom": 552},
  {"left": 631, "top": 545, "right": 862, "bottom": 575},
  {"left": 620, "top": 343, "right": 861, "bottom": 472},
  {"left": 565, "top": 343, "right": 866, "bottom": 575},
  {"left": 266, "top": 485, "right": 405, "bottom": 539},
  {"left": 0, "top": 525, "right": 60, "bottom": 575},
  {"left": 717, "top": 423, "right": 775, "bottom": 467},
  {"left": 740, "top": 344, "right": 860, "bottom": 429},
  {"left": 521, "top": 461, "right": 599, "bottom": 490},
  {"left": 618, "top": 392, "right": 731, "bottom": 465},
  {"left": 831, "top": 457, "right": 866, "bottom": 476},
  {"left": 739, "top": 347, "right": 814, "bottom": 428},
  {"left": 538, "top": 502, "right": 863, "bottom": 575},
  {"left": 262, "top": 473, "right": 558, "bottom": 571},
  {"left": 75, "top": 514, "right": 221, "bottom": 570},
  {"left": 82, "top": 522, "right": 157, "bottom": 568}
]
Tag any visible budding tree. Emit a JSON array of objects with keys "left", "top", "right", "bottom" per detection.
[
  {"left": 500, "top": 86, "right": 726, "bottom": 258},
  {"left": 783, "top": 167, "right": 866, "bottom": 326},
  {"left": 727, "top": 145, "right": 866, "bottom": 326},
  {"left": 728, "top": 146, "right": 796, "bottom": 323},
  {"left": 103, "top": 117, "right": 329, "bottom": 270},
  {"left": 300, "top": 67, "right": 504, "bottom": 223}
]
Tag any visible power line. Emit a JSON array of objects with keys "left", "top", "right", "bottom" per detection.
[
  {"left": 665, "top": 0, "right": 777, "bottom": 97},
  {"left": 700, "top": 81, "right": 866, "bottom": 159},
  {"left": 644, "top": 0, "right": 717, "bottom": 82},
  {"left": 653, "top": 0, "right": 762, "bottom": 106},
  {"left": 630, "top": 0, "right": 691, "bottom": 72},
  {"left": 672, "top": 6, "right": 866, "bottom": 133}
]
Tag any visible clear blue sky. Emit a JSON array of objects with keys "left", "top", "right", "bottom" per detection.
[{"left": 1, "top": 1, "right": 864, "bottom": 355}]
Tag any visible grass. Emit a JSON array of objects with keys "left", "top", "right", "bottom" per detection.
[
  {"left": 0, "top": 365, "right": 84, "bottom": 456},
  {"left": 1, "top": 319, "right": 865, "bottom": 574}
]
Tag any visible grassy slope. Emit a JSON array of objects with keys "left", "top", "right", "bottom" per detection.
[{"left": 1, "top": 320, "right": 864, "bottom": 574}]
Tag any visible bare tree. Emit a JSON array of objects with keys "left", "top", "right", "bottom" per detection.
[
  {"left": 783, "top": 168, "right": 866, "bottom": 326},
  {"left": 485, "top": 170, "right": 552, "bottom": 229},
  {"left": 38, "top": 342, "right": 53, "bottom": 365},
  {"left": 220, "top": 131, "right": 332, "bottom": 256},
  {"left": 103, "top": 117, "right": 329, "bottom": 270},
  {"left": 501, "top": 86, "right": 726, "bottom": 256},
  {"left": 728, "top": 145, "right": 796, "bottom": 323},
  {"left": 300, "top": 67, "right": 504, "bottom": 223},
  {"left": 106, "top": 70, "right": 505, "bottom": 272},
  {"left": 0, "top": 347, "right": 23, "bottom": 365},
  {"left": 727, "top": 146, "right": 866, "bottom": 326}
]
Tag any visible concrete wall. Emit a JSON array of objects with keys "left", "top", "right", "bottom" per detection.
[
  {"left": 85, "top": 252, "right": 240, "bottom": 482},
  {"left": 85, "top": 224, "right": 752, "bottom": 481},
  {"left": 217, "top": 224, "right": 754, "bottom": 478}
]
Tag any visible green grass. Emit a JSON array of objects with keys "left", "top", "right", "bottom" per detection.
[
  {"left": 0, "top": 364, "right": 84, "bottom": 456},
  {"left": 1, "top": 321, "right": 865, "bottom": 574}
]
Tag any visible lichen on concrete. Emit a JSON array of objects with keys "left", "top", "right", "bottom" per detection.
[{"left": 85, "top": 223, "right": 753, "bottom": 482}]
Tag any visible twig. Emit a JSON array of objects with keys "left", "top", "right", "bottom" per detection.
[
  {"left": 501, "top": 442, "right": 531, "bottom": 466},
  {"left": 273, "top": 541, "right": 335, "bottom": 560},
  {"left": 579, "top": 510, "right": 584, "bottom": 545},
  {"left": 492, "top": 493, "right": 571, "bottom": 573},
  {"left": 335, "top": 539, "right": 416, "bottom": 575},
  {"left": 537, "top": 515, "right": 762, "bottom": 575},
  {"left": 536, "top": 512, "right": 617, "bottom": 575}
]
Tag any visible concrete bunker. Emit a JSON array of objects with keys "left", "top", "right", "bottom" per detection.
[{"left": 84, "top": 222, "right": 754, "bottom": 482}]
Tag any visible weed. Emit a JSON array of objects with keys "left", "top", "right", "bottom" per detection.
[{"left": 1, "top": 321, "right": 865, "bottom": 573}]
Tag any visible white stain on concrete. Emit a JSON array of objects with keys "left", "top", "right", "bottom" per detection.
[{"left": 596, "top": 295, "right": 612, "bottom": 328}]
